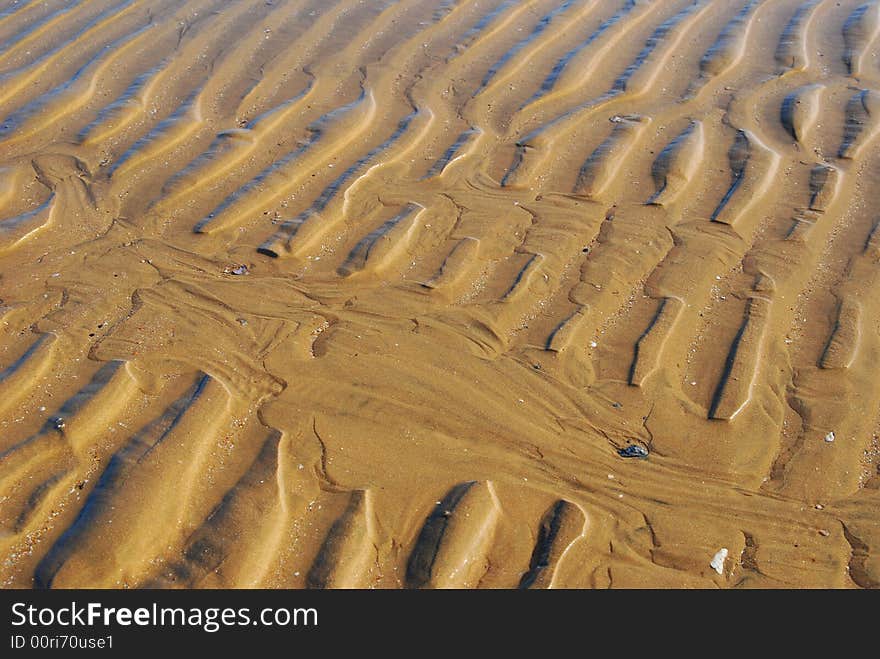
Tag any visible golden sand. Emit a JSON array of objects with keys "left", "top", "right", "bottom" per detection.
[{"left": 0, "top": 0, "right": 879, "bottom": 588}]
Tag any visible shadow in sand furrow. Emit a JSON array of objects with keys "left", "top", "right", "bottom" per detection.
[
  {"left": 609, "top": 0, "right": 708, "bottom": 96},
  {"left": 0, "top": 360, "right": 128, "bottom": 458},
  {"left": 520, "top": 0, "right": 639, "bottom": 110},
  {"left": 629, "top": 297, "right": 685, "bottom": 387},
  {"left": 487, "top": 199, "right": 633, "bottom": 354},
  {"left": 517, "top": 117, "right": 705, "bottom": 362},
  {"left": 107, "top": 90, "right": 202, "bottom": 178},
  {"left": 687, "top": 0, "right": 762, "bottom": 97},
  {"left": 0, "top": 359, "right": 125, "bottom": 457},
  {"left": 31, "top": 373, "right": 209, "bottom": 588},
  {"left": 820, "top": 297, "right": 861, "bottom": 369},
  {"left": 456, "top": 0, "right": 518, "bottom": 44},
  {"left": 841, "top": 522, "right": 880, "bottom": 588},
  {"left": 784, "top": 207, "right": 825, "bottom": 241},
  {"left": 76, "top": 0, "right": 257, "bottom": 152},
  {"left": 137, "top": 428, "right": 323, "bottom": 589},
  {"left": 710, "top": 129, "right": 749, "bottom": 221},
  {"left": 422, "top": 236, "right": 482, "bottom": 295},
  {"left": 229, "top": 0, "right": 408, "bottom": 124},
  {"left": 141, "top": 418, "right": 397, "bottom": 588},
  {"left": 647, "top": 120, "right": 705, "bottom": 207},
  {"left": 0, "top": 333, "right": 57, "bottom": 421},
  {"left": 31, "top": 373, "right": 274, "bottom": 587},
  {"left": 77, "top": 62, "right": 167, "bottom": 144},
  {"left": 540, "top": 209, "right": 674, "bottom": 383},
  {"left": 258, "top": 108, "right": 420, "bottom": 257},
  {"left": 480, "top": 249, "right": 580, "bottom": 350},
  {"left": 775, "top": 364, "right": 880, "bottom": 501},
  {"left": 774, "top": 0, "right": 821, "bottom": 73},
  {"left": 842, "top": 2, "right": 880, "bottom": 77},
  {"left": 475, "top": 0, "right": 579, "bottom": 94},
  {"left": 395, "top": 480, "right": 597, "bottom": 589},
  {"left": 160, "top": 78, "right": 313, "bottom": 198},
  {"left": 223, "top": 0, "right": 521, "bottom": 247},
  {"left": 0, "top": 152, "right": 103, "bottom": 252},
  {"left": 710, "top": 128, "right": 781, "bottom": 229},
  {"left": 0, "top": 0, "right": 143, "bottom": 108},
  {"left": 337, "top": 204, "right": 421, "bottom": 277},
  {"left": 619, "top": 223, "right": 767, "bottom": 413},
  {"left": 105, "top": 1, "right": 287, "bottom": 187},
  {"left": 0, "top": 0, "right": 133, "bottom": 74},
  {"left": 191, "top": 81, "right": 362, "bottom": 233},
  {"left": 0, "top": 162, "right": 30, "bottom": 211},
  {"left": 575, "top": 114, "right": 651, "bottom": 199},
  {"left": 708, "top": 293, "right": 772, "bottom": 421},
  {"left": 780, "top": 83, "right": 824, "bottom": 146},
  {"left": 0, "top": 360, "right": 146, "bottom": 551},
  {"left": 0, "top": 194, "right": 54, "bottom": 253},
  {"left": 0, "top": 0, "right": 56, "bottom": 26},
  {"left": 0, "top": 22, "right": 156, "bottom": 147},
  {"left": 545, "top": 307, "right": 590, "bottom": 355},
  {"left": 839, "top": 88, "right": 879, "bottom": 159},
  {"left": 518, "top": 500, "right": 587, "bottom": 589},
  {"left": 406, "top": 481, "right": 500, "bottom": 589},
  {"left": 806, "top": 163, "right": 841, "bottom": 212},
  {"left": 768, "top": 217, "right": 880, "bottom": 500},
  {"left": 422, "top": 127, "right": 480, "bottom": 179},
  {"left": 503, "top": 0, "right": 712, "bottom": 188},
  {"left": 0, "top": 0, "right": 79, "bottom": 63},
  {"left": 498, "top": 253, "right": 546, "bottom": 305},
  {"left": 307, "top": 489, "right": 379, "bottom": 589},
  {"left": 834, "top": 492, "right": 880, "bottom": 588}
]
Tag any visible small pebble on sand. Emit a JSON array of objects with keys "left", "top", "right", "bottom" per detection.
[
  {"left": 710, "top": 548, "right": 728, "bottom": 575},
  {"left": 618, "top": 444, "right": 649, "bottom": 459}
]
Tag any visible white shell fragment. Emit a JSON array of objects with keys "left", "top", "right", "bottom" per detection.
[
  {"left": 824, "top": 431, "right": 835, "bottom": 443},
  {"left": 710, "top": 547, "right": 728, "bottom": 575}
]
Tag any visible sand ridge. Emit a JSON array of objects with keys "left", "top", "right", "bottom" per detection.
[{"left": 0, "top": 0, "right": 879, "bottom": 588}]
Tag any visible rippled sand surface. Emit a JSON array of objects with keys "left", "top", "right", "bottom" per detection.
[{"left": 1, "top": 0, "right": 879, "bottom": 588}]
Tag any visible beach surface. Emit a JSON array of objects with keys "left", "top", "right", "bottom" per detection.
[{"left": 1, "top": 0, "right": 879, "bottom": 588}]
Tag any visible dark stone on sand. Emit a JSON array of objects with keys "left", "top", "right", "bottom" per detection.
[{"left": 618, "top": 444, "right": 648, "bottom": 459}]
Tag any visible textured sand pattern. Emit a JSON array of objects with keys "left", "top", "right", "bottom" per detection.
[{"left": 1, "top": 0, "right": 879, "bottom": 588}]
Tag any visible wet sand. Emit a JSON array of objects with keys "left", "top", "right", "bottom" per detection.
[{"left": 0, "top": 0, "right": 879, "bottom": 588}]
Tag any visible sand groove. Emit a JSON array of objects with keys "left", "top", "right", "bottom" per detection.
[{"left": 0, "top": 0, "right": 878, "bottom": 589}]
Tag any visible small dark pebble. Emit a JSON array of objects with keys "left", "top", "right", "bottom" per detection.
[
  {"left": 611, "top": 401, "right": 622, "bottom": 409},
  {"left": 51, "top": 416, "right": 66, "bottom": 431},
  {"left": 618, "top": 444, "right": 648, "bottom": 459}
]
